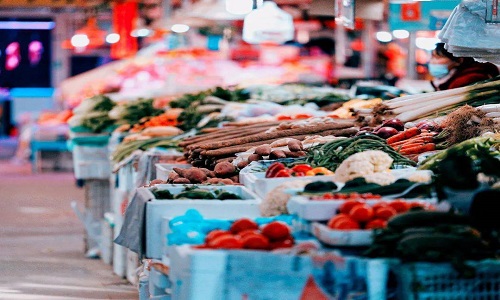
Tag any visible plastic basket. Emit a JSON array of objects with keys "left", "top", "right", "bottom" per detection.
[{"left": 396, "top": 260, "right": 500, "bottom": 300}]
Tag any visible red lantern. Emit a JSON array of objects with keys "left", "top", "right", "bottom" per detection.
[{"left": 111, "top": 0, "right": 139, "bottom": 59}]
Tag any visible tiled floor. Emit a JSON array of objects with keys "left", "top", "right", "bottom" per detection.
[{"left": 0, "top": 160, "right": 138, "bottom": 299}]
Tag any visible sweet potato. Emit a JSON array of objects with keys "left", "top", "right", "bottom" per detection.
[
  {"left": 237, "top": 160, "right": 249, "bottom": 169},
  {"left": 229, "top": 175, "right": 239, "bottom": 184},
  {"left": 206, "top": 178, "right": 223, "bottom": 184},
  {"left": 214, "top": 162, "right": 236, "bottom": 177},
  {"left": 254, "top": 144, "right": 272, "bottom": 156},
  {"left": 199, "top": 168, "right": 216, "bottom": 178},
  {"left": 247, "top": 154, "right": 262, "bottom": 162},
  {"left": 184, "top": 168, "right": 208, "bottom": 183},
  {"left": 221, "top": 178, "right": 235, "bottom": 185},
  {"left": 269, "top": 150, "right": 286, "bottom": 159},
  {"left": 173, "top": 167, "right": 189, "bottom": 178},
  {"left": 167, "top": 172, "right": 180, "bottom": 182},
  {"left": 149, "top": 179, "right": 164, "bottom": 185},
  {"left": 173, "top": 178, "right": 191, "bottom": 184},
  {"left": 287, "top": 139, "right": 303, "bottom": 152}
]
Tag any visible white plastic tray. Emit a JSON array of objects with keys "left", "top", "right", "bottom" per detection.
[
  {"left": 287, "top": 196, "right": 436, "bottom": 221},
  {"left": 240, "top": 172, "right": 335, "bottom": 199},
  {"left": 312, "top": 222, "right": 373, "bottom": 247}
]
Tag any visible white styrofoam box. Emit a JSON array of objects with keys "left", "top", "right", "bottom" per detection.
[
  {"left": 155, "top": 163, "right": 190, "bottom": 181},
  {"left": 287, "top": 196, "right": 436, "bottom": 221},
  {"left": 168, "top": 245, "right": 312, "bottom": 300},
  {"left": 312, "top": 222, "right": 373, "bottom": 246},
  {"left": 72, "top": 144, "right": 111, "bottom": 179},
  {"left": 149, "top": 265, "right": 170, "bottom": 297},
  {"left": 143, "top": 185, "right": 261, "bottom": 259},
  {"left": 126, "top": 249, "right": 140, "bottom": 286},
  {"left": 100, "top": 213, "right": 114, "bottom": 265},
  {"left": 117, "top": 163, "right": 136, "bottom": 192},
  {"left": 240, "top": 172, "right": 335, "bottom": 199},
  {"left": 168, "top": 245, "right": 227, "bottom": 300}
]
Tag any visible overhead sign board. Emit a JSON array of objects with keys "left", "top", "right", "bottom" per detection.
[{"left": 389, "top": 0, "right": 460, "bottom": 31}]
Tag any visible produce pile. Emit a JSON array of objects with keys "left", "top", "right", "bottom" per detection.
[{"left": 151, "top": 186, "right": 243, "bottom": 200}]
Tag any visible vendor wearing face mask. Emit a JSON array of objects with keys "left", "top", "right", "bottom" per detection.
[{"left": 429, "top": 43, "right": 499, "bottom": 91}]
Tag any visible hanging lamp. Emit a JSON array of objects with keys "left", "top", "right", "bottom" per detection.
[{"left": 242, "top": 1, "right": 294, "bottom": 44}]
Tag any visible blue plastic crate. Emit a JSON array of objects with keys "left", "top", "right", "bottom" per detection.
[{"left": 396, "top": 260, "right": 500, "bottom": 300}]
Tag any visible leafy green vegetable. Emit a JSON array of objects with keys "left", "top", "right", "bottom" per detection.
[
  {"left": 215, "top": 190, "right": 242, "bottom": 200},
  {"left": 303, "top": 181, "right": 338, "bottom": 193},
  {"left": 152, "top": 190, "right": 174, "bottom": 199}
]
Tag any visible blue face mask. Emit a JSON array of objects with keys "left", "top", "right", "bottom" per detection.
[{"left": 429, "top": 63, "right": 450, "bottom": 79}]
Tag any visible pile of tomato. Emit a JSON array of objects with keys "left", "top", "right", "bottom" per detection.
[
  {"left": 327, "top": 200, "right": 435, "bottom": 230},
  {"left": 195, "top": 219, "right": 294, "bottom": 250},
  {"left": 310, "top": 192, "right": 382, "bottom": 201}
]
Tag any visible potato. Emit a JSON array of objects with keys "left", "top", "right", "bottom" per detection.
[
  {"left": 284, "top": 151, "right": 307, "bottom": 158},
  {"left": 237, "top": 160, "right": 249, "bottom": 169},
  {"left": 287, "top": 139, "right": 303, "bottom": 152},
  {"left": 185, "top": 168, "right": 208, "bottom": 183},
  {"left": 214, "top": 162, "right": 236, "bottom": 177},
  {"left": 247, "top": 154, "right": 262, "bottom": 163},
  {"left": 269, "top": 150, "right": 286, "bottom": 159},
  {"left": 254, "top": 144, "right": 272, "bottom": 156},
  {"left": 173, "top": 178, "right": 191, "bottom": 184}
]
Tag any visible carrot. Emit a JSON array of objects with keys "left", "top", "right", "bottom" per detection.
[
  {"left": 386, "top": 127, "right": 421, "bottom": 144},
  {"left": 391, "top": 137, "right": 436, "bottom": 149},
  {"left": 388, "top": 132, "right": 437, "bottom": 146},
  {"left": 399, "top": 143, "right": 435, "bottom": 155}
]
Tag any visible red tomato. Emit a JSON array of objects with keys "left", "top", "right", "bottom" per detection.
[
  {"left": 339, "top": 200, "right": 364, "bottom": 215},
  {"left": 205, "top": 230, "right": 231, "bottom": 244},
  {"left": 269, "top": 237, "right": 294, "bottom": 250},
  {"left": 327, "top": 214, "right": 351, "bottom": 229},
  {"left": 365, "top": 219, "right": 387, "bottom": 229},
  {"left": 261, "top": 221, "right": 291, "bottom": 241},
  {"left": 372, "top": 202, "right": 388, "bottom": 212},
  {"left": 236, "top": 229, "right": 260, "bottom": 238},
  {"left": 333, "top": 219, "right": 360, "bottom": 230},
  {"left": 388, "top": 200, "right": 410, "bottom": 213},
  {"left": 349, "top": 205, "right": 374, "bottom": 223},
  {"left": 230, "top": 219, "right": 259, "bottom": 234},
  {"left": 241, "top": 233, "right": 270, "bottom": 250},
  {"left": 209, "top": 235, "right": 243, "bottom": 249},
  {"left": 375, "top": 206, "right": 398, "bottom": 220},
  {"left": 322, "top": 193, "right": 335, "bottom": 200}
]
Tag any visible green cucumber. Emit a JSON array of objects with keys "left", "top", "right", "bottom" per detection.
[{"left": 388, "top": 211, "right": 470, "bottom": 231}]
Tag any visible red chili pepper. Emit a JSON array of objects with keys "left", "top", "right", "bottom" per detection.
[{"left": 291, "top": 164, "right": 313, "bottom": 173}]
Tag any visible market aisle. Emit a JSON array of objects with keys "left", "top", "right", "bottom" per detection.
[{"left": 0, "top": 161, "right": 137, "bottom": 300}]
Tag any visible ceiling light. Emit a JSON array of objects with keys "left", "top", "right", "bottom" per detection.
[
  {"left": 106, "top": 33, "right": 120, "bottom": 44},
  {"left": 392, "top": 29, "right": 409, "bottom": 39},
  {"left": 416, "top": 37, "right": 441, "bottom": 50},
  {"left": 171, "top": 24, "right": 190, "bottom": 33},
  {"left": 376, "top": 31, "right": 393, "bottom": 43},
  {"left": 71, "top": 34, "right": 90, "bottom": 48}
]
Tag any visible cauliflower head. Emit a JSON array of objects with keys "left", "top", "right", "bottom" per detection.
[
  {"left": 335, "top": 150, "right": 393, "bottom": 182},
  {"left": 260, "top": 180, "right": 310, "bottom": 217},
  {"left": 364, "top": 172, "right": 396, "bottom": 186}
]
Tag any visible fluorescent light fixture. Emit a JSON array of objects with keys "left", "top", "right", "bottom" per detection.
[
  {"left": 416, "top": 37, "right": 440, "bottom": 50},
  {"left": 225, "top": 0, "right": 254, "bottom": 15},
  {"left": 376, "top": 31, "right": 392, "bottom": 43},
  {"left": 106, "top": 33, "right": 120, "bottom": 44},
  {"left": 392, "top": 29, "right": 409, "bottom": 39},
  {"left": 171, "top": 24, "right": 190, "bottom": 33},
  {"left": 70, "top": 34, "right": 90, "bottom": 48},
  {"left": 0, "top": 21, "right": 55, "bottom": 30}
]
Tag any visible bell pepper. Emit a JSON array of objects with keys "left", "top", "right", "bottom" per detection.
[
  {"left": 292, "top": 171, "right": 306, "bottom": 177},
  {"left": 291, "top": 164, "right": 313, "bottom": 173},
  {"left": 274, "top": 169, "right": 292, "bottom": 177},
  {"left": 265, "top": 162, "right": 286, "bottom": 178},
  {"left": 305, "top": 167, "right": 334, "bottom": 176}
]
